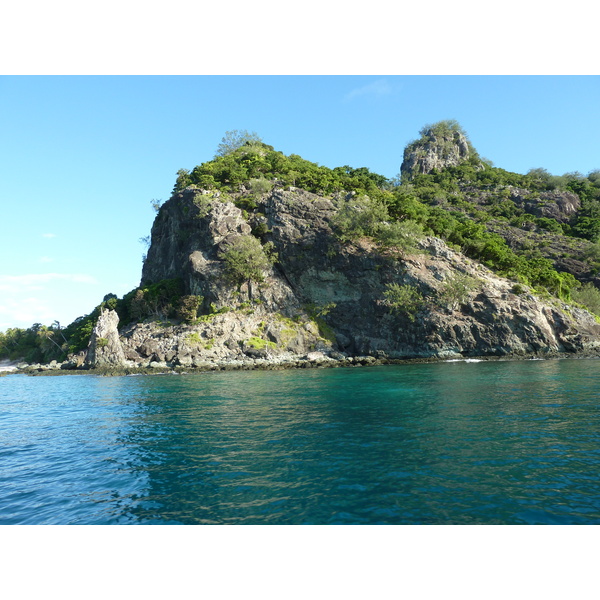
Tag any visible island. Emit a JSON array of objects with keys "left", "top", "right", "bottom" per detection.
[{"left": 3, "top": 122, "right": 600, "bottom": 375}]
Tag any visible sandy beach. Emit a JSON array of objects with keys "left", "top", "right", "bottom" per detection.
[{"left": 0, "top": 360, "right": 18, "bottom": 373}]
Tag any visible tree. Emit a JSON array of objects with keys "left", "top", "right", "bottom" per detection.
[
  {"left": 331, "top": 195, "right": 389, "bottom": 242},
  {"left": 419, "top": 119, "right": 466, "bottom": 139},
  {"left": 215, "top": 130, "right": 262, "bottom": 157},
  {"left": 176, "top": 295, "right": 204, "bottom": 323},
  {"left": 248, "top": 177, "right": 273, "bottom": 195},
  {"left": 572, "top": 282, "right": 600, "bottom": 316},
  {"left": 374, "top": 220, "right": 424, "bottom": 256},
  {"left": 383, "top": 283, "right": 424, "bottom": 321},
  {"left": 219, "top": 235, "right": 277, "bottom": 300},
  {"left": 173, "top": 168, "right": 192, "bottom": 194},
  {"left": 438, "top": 272, "right": 478, "bottom": 310}
]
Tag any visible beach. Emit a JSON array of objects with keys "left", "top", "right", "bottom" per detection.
[{"left": 0, "top": 360, "right": 18, "bottom": 373}]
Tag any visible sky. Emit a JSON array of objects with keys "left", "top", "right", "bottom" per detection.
[
  {"left": 1, "top": 75, "right": 599, "bottom": 331},
  {"left": 1, "top": 4, "right": 598, "bottom": 595}
]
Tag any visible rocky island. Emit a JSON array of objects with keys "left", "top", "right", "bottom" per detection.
[{"left": 5, "top": 122, "right": 600, "bottom": 374}]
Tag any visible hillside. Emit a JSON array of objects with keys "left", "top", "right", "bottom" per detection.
[{"left": 4, "top": 123, "right": 600, "bottom": 371}]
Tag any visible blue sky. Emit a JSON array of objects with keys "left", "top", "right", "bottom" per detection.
[{"left": 1, "top": 75, "right": 599, "bottom": 331}]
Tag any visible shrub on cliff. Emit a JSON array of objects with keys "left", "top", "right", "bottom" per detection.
[
  {"left": 374, "top": 220, "right": 424, "bottom": 256},
  {"left": 175, "top": 295, "right": 204, "bottom": 323},
  {"left": 332, "top": 195, "right": 389, "bottom": 242},
  {"left": 572, "top": 282, "right": 600, "bottom": 317},
  {"left": 120, "top": 278, "right": 185, "bottom": 322},
  {"left": 383, "top": 283, "right": 424, "bottom": 321},
  {"left": 219, "top": 236, "right": 277, "bottom": 296},
  {"left": 437, "top": 273, "right": 479, "bottom": 310}
]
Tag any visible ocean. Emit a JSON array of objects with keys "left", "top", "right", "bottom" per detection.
[{"left": 1, "top": 358, "right": 599, "bottom": 524}]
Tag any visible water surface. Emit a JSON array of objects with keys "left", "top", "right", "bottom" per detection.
[{"left": 1, "top": 359, "right": 599, "bottom": 524}]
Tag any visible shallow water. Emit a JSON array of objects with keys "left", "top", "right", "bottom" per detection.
[{"left": 1, "top": 359, "right": 599, "bottom": 524}]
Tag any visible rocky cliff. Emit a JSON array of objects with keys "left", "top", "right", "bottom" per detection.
[
  {"left": 12, "top": 123, "right": 600, "bottom": 375},
  {"left": 120, "top": 185, "right": 600, "bottom": 369}
]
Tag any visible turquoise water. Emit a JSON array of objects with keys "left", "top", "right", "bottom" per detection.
[{"left": 1, "top": 359, "right": 599, "bottom": 524}]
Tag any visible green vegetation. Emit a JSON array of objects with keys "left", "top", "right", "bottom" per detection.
[
  {"left": 215, "top": 130, "right": 263, "bottom": 157},
  {"left": 219, "top": 235, "right": 277, "bottom": 294},
  {"left": 185, "top": 332, "right": 203, "bottom": 345},
  {"left": 248, "top": 176, "right": 273, "bottom": 196},
  {"left": 192, "top": 192, "right": 213, "bottom": 218},
  {"left": 0, "top": 322, "right": 67, "bottom": 363},
  {"left": 168, "top": 123, "right": 596, "bottom": 305},
  {"left": 245, "top": 336, "right": 276, "bottom": 350},
  {"left": 383, "top": 283, "right": 424, "bottom": 321},
  {"left": 1, "top": 281, "right": 209, "bottom": 363},
  {"left": 331, "top": 195, "right": 389, "bottom": 242},
  {"left": 303, "top": 303, "right": 337, "bottom": 343},
  {"left": 387, "top": 158, "right": 595, "bottom": 301},
  {"left": 331, "top": 194, "right": 423, "bottom": 254},
  {"left": 438, "top": 273, "right": 479, "bottom": 310},
  {"left": 572, "top": 282, "right": 600, "bottom": 317},
  {"left": 375, "top": 220, "right": 424, "bottom": 256},
  {"left": 176, "top": 295, "right": 204, "bottom": 323},
  {"left": 173, "top": 139, "right": 394, "bottom": 202},
  {"left": 124, "top": 278, "right": 186, "bottom": 321}
]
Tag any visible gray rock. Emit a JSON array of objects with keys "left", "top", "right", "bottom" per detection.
[
  {"left": 401, "top": 125, "right": 482, "bottom": 179},
  {"left": 129, "top": 185, "right": 600, "bottom": 363},
  {"left": 85, "top": 308, "right": 126, "bottom": 367}
]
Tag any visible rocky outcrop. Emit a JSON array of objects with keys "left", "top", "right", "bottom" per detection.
[
  {"left": 117, "top": 309, "right": 330, "bottom": 369},
  {"left": 85, "top": 308, "right": 126, "bottom": 367},
  {"left": 135, "top": 187, "right": 600, "bottom": 365},
  {"left": 401, "top": 123, "right": 481, "bottom": 179},
  {"left": 508, "top": 188, "right": 581, "bottom": 223},
  {"left": 142, "top": 189, "right": 299, "bottom": 314}
]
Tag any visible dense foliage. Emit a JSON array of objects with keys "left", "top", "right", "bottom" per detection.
[
  {"left": 386, "top": 158, "right": 600, "bottom": 300},
  {"left": 0, "top": 282, "right": 207, "bottom": 363},
  {"left": 0, "top": 322, "right": 67, "bottom": 363},
  {"left": 173, "top": 141, "right": 392, "bottom": 201}
]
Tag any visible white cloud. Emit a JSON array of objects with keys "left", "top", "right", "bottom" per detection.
[
  {"left": 344, "top": 79, "right": 393, "bottom": 102},
  {"left": 0, "top": 273, "right": 100, "bottom": 330},
  {"left": 0, "top": 297, "right": 56, "bottom": 328},
  {"left": 42, "top": 233, "right": 57, "bottom": 238}
]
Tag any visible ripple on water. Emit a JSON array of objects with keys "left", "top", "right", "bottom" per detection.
[{"left": 1, "top": 361, "right": 600, "bottom": 523}]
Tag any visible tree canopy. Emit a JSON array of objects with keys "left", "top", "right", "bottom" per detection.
[{"left": 215, "top": 130, "right": 263, "bottom": 157}]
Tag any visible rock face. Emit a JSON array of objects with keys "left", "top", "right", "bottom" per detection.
[
  {"left": 509, "top": 188, "right": 581, "bottom": 223},
  {"left": 401, "top": 124, "right": 481, "bottom": 179},
  {"left": 133, "top": 186, "right": 600, "bottom": 365},
  {"left": 142, "top": 189, "right": 298, "bottom": 314},
  {"left": 86, "top": 308, "right": 126, "bottom": 367}
]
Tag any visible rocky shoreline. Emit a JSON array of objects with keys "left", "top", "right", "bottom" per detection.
[{"left": 7, "top": 346, "right": 600, "bottom": 377}]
